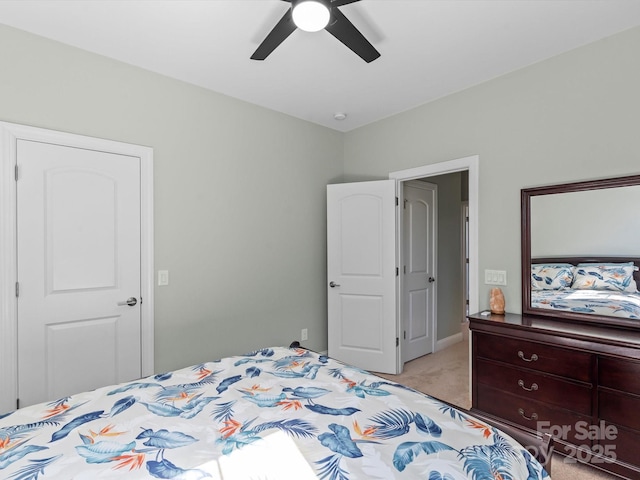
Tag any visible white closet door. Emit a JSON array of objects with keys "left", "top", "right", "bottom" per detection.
[{"left": 17, "top": 139, "right": 142, "bottom": 408}]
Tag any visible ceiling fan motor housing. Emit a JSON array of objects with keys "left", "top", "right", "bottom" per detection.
[
  {"left": 291, "top": 0, "right": 331, "bottom": 32},
  {"left": 251, "top": 0, "right": 380, "bottom": 63}
]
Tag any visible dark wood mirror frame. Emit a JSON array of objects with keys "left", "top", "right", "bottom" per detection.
[{"left": 521, "top": 174, "right": 640, "bottom": 329}]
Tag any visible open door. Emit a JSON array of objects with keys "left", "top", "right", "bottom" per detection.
[
  {"left": 327, "top": 180, "right": 399, "bottom": 374},
  {"left": 402, "top": 181, "right": 436, "bottom": 363}
]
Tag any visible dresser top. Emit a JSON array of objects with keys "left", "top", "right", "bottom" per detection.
[{"left": 468, "top": 311, "right": 640, "bottom": 352}]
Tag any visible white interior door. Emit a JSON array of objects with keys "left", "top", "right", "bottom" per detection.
[
  {"left": 17, "top": 139, "right": 142, "bottom": 408},
  {"left": 402, "top": 181, "right": 436, "bottom": 363},
  {"left": 327, "top": 180, "right": 398, "bottom": 374}
]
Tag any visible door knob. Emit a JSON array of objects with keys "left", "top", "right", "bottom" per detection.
[
  {"left": 117, "top": 297, "right": 138, "bottom": 307},
  {"left": 329, "top": 281, "right": 341, "bottom": 288}
]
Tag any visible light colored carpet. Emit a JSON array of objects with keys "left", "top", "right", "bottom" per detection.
[{"left": 375, "top": 326, "right": 619, "bottom": 480}]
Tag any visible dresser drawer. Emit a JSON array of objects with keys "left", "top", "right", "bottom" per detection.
[
  {"left": 475, "top": 332, "right": 592, "bottom": 381},
  {"left": 476, "top": 358, "right": 592, "bottom": 414},
  {"left": 599, "top": 356, "right": 640, "bottom": 396},
  {"left": 595, "top": 423, "right": 640, "bottom": 473},
  {"left": 599, "top": 389, "right": 640, "bottom": 431},
  {"left": 476, "top": 384, "right": 592, "bottom": 449}
]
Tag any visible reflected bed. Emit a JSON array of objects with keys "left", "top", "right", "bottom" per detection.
[
  {"left": 531, "top": 257, "right": 640, "bottom": 320},
  {"left": 531, "top": 288, "right": 640, "bottom": 319}
]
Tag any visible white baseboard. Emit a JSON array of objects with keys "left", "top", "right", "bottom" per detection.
[
  {"left": 435, "top": 332, "right": 463, "bottom": 352},
  {"left": 318, "top": 331, "right": 462, "bottom": 358}
]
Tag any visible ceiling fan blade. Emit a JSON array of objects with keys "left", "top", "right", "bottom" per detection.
[
  {"left": 330, "top": 0, "right": 361, "bottom": 6},
  {"left": 251, "top": 8, "right": 297, "bottom": 60},
  {"left": 325, "top": 8, "right": 380, "bottom": 63}
]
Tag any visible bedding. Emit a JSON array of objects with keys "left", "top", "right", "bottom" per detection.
[
  {"left": 0, "top": 346, "right": 550, "bottom": 479},
  {"left": 530, "top": 264, "right": 574, "bottom": 291},
  {"left": 531, "top": 261, "right": 640, "bottom": 319},
  {"left": 572, "top": 263, "right": 638, "bottom": 293},
  {"left": 531, "top": 288, "right": 640, "bottom": 318}
]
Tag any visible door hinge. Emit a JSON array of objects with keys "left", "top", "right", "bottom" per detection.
[
  {"left": 396, "top": 337, "right": 399, "bottom": 347},
  {"left": 395, "top": 196, "right": 398, "bottom": 206},
  {"left": 15, "top": 281, "right": 19, "bottom": 298},
  {"left": 404, "top": 330, "right": 406, "bottom": 339},
  {"left": 16, "top": 398, "right": 20, "bottom": 409},
  {"left": 15, "top": 165, "right": 19, "bottom": 181},
  {"left": 396, "top": 267, "right": 399, "bottom": 276},
  {"left": 403, "top": 265, "right": 406, "bottom": 274},
  {"left": 403, "top": 199, "right": 408, "bottom": 209}
]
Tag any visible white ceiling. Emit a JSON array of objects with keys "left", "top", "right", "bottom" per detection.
[{"left": 1, "top": 0, "right": 640, "bottom": 132}]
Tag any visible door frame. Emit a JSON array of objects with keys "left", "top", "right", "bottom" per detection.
[
  {"left": 0, "top": 121, "right": 154, "bottom": 414},
  {"left": 461, "top": 201, "right": 470, "bottom": 319},
  {"left": 390, "top": 155, "right": 479, "bottom": 366}
]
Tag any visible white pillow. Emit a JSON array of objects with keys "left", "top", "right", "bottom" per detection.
[
  {"left": 573, "top": 262, "right": 638, "bottom": 293},
  {"left": 531, "top": 264, "right": 574, "bottom": 291}
]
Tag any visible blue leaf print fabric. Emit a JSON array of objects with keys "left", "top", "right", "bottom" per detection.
[
  {"left": 531, "top": 262, "right": 640, "bottom": 319},
  {"left": 0, "top": 347, "right": 550, "bottom": 479},
  {"left": 532, "top": 289, "right": 640, "bottom": 319}
]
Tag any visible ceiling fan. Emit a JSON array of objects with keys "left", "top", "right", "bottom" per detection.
[{"left": 251, "top": 0, "right": 380, "bottom": 63}]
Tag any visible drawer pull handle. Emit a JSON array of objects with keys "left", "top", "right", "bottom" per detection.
[
  {"left": 518, "top": 379, "right": 538, "bottom": 392},
  {"left": 517, "top": 351, "right": 538, "bottom": 362},
  {"left": 518, "top": 408, "right": 538, "bottom": 421}
]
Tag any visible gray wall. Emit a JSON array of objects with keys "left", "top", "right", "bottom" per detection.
[
  {"left": 433, "top": 173, "right": 464, "bottom": 340},
  {"left": 2, "top": 22, "right": 639, "bottom": 372},
  {"left": 0, "top": 24, "right": 343, "bottom": 372},
  {"left": 344, "top": 26, "right": 640, "bottom": 315},
  {"left": 419, "top": 174, "right": 464, "bottom": 341}
]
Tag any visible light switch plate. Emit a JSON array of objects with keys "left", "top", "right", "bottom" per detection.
[
  {"left": 484, "top": 269, "right": 507, "bottom": 286},
  {"left": 158, "top": 270, "right": 169, "bottom": 286}
]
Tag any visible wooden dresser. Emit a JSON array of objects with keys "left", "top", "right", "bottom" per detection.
[{"left": 468, "top": 312, "right": 640, "bottom": 479}]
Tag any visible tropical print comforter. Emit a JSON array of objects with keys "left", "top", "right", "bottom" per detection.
[
  {"left": 0, "top": 346, "right": 549, "bottom": 479},
  {"left": 532, "top": 289, "right": 640, "bottom": 319}
]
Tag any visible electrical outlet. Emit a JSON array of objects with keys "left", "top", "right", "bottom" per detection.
[{"left": 301, "top": 328, "right": 308, "bottom": 341}]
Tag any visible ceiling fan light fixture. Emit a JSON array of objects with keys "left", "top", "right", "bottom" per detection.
[{"left": 292, "top": 0, "right": 330, "bottom": 32}]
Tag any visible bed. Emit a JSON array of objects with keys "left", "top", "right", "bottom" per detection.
[
  {"left": 531, "top": 256, "right": 640, "bottom": 319},
  {"left": 0, "top": 345, "right": 551, "bottom": 479}
]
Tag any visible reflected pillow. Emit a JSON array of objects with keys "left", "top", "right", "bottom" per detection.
[
  {"left": 531, "top": 264, "right": 574, "bottom": 291},
  {"left": 573, "top": 262, "right": 638, "bottom": 293}
]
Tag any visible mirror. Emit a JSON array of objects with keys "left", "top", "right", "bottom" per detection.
[{"left": 521, "top": 174, "right": 640, "bottom": 328}]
